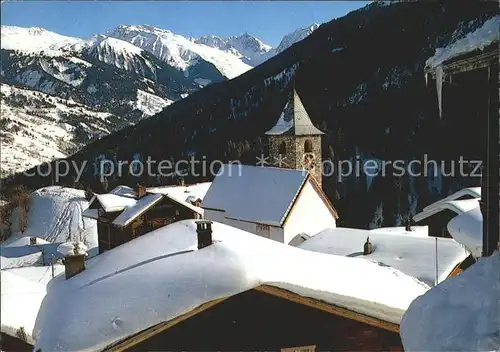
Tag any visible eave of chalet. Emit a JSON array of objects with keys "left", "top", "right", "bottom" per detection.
[{"left": 103, "top": 284, "right": 399, "bottom": 352}]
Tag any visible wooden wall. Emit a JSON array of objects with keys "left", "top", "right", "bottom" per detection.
[
  {"left": 98, "top": 197, "right": 200, "bottom": 253},
  {"left": 123, "top": 289, "right": 403, "bottom": 352},
  {"left": 0, "top": 333, "right": 33, "bottom": 352}
]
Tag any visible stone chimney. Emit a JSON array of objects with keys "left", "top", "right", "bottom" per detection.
[
  {"left": 136, "top": 184, "right": 147, "bottom": 198},
  {"left": 29, "top": 237, "right": 37, "bottom": 245},
  {"left": 363, "top": 237, "right": 373, "bottom": 255},
  {"left": 196, "top": 220, "right": 213, "bottom": 249},
  {"left": 60, "top": 242, "right": 87, "bottom": 280}
]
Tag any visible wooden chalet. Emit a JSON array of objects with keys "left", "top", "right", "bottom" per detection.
[
  {"left": 105, "top": 285, "right": 403, "bottom": 352},
  {"left": 82, "top": 185, "right": 203, "bottom": 253},
  {"left": 0, "top": 331, "right": 33, "bottom": 352}
]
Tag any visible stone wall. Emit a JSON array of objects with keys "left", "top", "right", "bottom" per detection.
[{"left": 268, "top": 135, "right": 323, "bottom": 189}]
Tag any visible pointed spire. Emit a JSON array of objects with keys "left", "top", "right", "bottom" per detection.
[{"left": 265, "top": 84, "right": 324, "bottom": 136}]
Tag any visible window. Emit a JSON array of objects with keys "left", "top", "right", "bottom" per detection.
[
  {"left": 278, "top": 141, "right": 286, "bottom": 155},
  {"left": 304, "top": 139, "right": 313, "bottom": 153}
]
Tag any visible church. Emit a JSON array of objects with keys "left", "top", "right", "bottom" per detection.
[{"left": 201, "top": 88, "right": 338, "bottom": 244}]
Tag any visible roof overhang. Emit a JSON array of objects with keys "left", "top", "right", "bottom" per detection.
[
  {"left": 425, "top": 44, "right": 499, "bottom": 77},
  {"left": 103, "top": 285, "right": 399, "bottom": 352}
]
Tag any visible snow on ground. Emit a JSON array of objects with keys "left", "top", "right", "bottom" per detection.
[
  {"left": 131, "top": 89, "right": 174, "bottom": 118},
  {"left": 1, "top": 270, "right": 47, "bottom": 344},
  {"left": 34, "top": 219, "right": 428, "bottom": 352},
  {"left": 447, "top": 207, "right": 483, "bottom": 258},
  {"left": 400, "top": 251, "right": 500, "bottom": 352},
  {"left": 193, "top": 77, "right": 212, "bottom": 87},
  {"left": 0, "top": 83, "right": 117, "bottom": 176},
  {"left": 298, "top": 227, "right": 469, "bottom": 287},
  {"left": 426, "top": 15, "right": 500, "bottom": 69},
  {"left": 0, "top": 26, "right": 82, "bottom": 56},
  {"left": 4, "top": 186, "right": 98, "bottom": 258}
]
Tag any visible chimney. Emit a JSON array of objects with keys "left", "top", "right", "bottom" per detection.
[
  {"left": 196, "top": 220, "right": 213, "bottom": 249},
  {"left": 136, "top": 183, "right": 146, "bottom": 198},
  {"left": 363, "top": 237, "right": 373, "bottom": 255},
  {"left": 29, "top": 237, "right": 37, "bottom": 245},
  {"left": 61, "top": 242, "right": 87, "bottom": 279}
]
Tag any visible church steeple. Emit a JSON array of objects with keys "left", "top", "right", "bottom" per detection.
[
  {"left": 265, "top": 88, "right": 324, "bottom": 136},
  {"left": 265, "top": 86, "right": 324, "bottom": 189}
]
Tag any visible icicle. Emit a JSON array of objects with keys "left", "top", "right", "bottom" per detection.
[
  {"left": 424, "top": 72, "right": 429, "bottom": 87},
  {"left": 436, "top": 65, "right": 444, "bottom": 118}
]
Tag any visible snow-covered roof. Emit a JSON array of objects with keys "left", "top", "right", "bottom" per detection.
[
  {"left": 201, "top": 164, "right": 310, "bottom": 226},
  {"left": 426, "top": 16, "right": 500, "bottom": 70},
  {"left": 400, "top": 251, "right": 500, "bottom": 352},
  {"left": 81, "top": 207, "right": 99, "bottom": 220},
  {"left": 414, "top": 198, "right": 480, "bottom": 223},
  {"left": 423, "top": 187, "right": 481, "bottom": 210},
  {"left": 112, "top": 193, "right": 164, "bottom": 227},
  {"left": 93, "top": 193, "right": 137, "bottom": 212},
  {"left": 447, "top": 207, "right": 483, "bottom": 258},
  {"left": 2, "top": 236, "right": 50, "bottom": 247},
  {"left": 1, "top": 242, "right": 64, "bottom": 270},
  {"left": 1, "top": 251, "right": 42, "bottom": 270},
  {"left": 1, "top": 270, "right": 47, "bottom": 344},
  {"left": 299, "top": 228, "right": 469, "bottom": 287},
  {"left": 109, "top": 185, "right": 137, "bottom": 198},
  {"left": 34, "top": 220, "right": 428, "bottom": 352},
  {"left": 147, "top": 182, "right": 211, "bottom": 204},
  {"left": 3, "top": 264, "right": 65, "bottom": 286},
  {"left": 265, "top": 89, "right": 324, "bottom": 136},
  {"left": 369, "top": 226, "right": 429, "bottom": 237}
]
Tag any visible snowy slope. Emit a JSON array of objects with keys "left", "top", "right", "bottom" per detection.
[
  {"left": 4, "top": 186, "right": 98, "bottom": 257},
  {"left": 0, "top": 83, "right": 123, "bottom": 176},
  {"left": 274, "top": 23, "right": 320, "bottom": 55},
  {"left": 34, "top": 219, "right": 428, "bottom": 351},
  {"left": 400, "top": 251, "right": 500, "bottom": 352},
  {"left": 107, "top": 25, "right": 252, "bottom": 79},
  {"left": 0, "top": 26, "right": 82, "bottom": 56}
]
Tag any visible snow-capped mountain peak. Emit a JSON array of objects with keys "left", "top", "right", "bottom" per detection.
[
  {"left": 106, "top": 24, "right": 252, "bottom": 79},
  {"left": 0, "top": 25, "right": 83, "bottom": 55},
  {"left": 274, "top": 23, "right": 320, "bottom": 54},
  {"left": 193, "top": 32, "right": 272, "bottom": 66}
]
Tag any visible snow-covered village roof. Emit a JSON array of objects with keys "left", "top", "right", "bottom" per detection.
[
  {"left": 413, "top": 198, "right": 480, "bottom": 223},
  {"left": 83, "top": 183, "right": 210, "bottom": 226},
  {"left": 147, "top": 182, "right": 212, "bottom": 204},
  {"left": 298, "top": 228, "right": 469, "bottom": 287},
  {"left": 1, "top": 270, "right": 47, "bottom": 344},
  {"left": 34, "top": 220, "right": 429, "bottom": 352},
  {"left": 447, "top": 207, "right": 483, "bottom": 258},
  {"left": 201, "top": 164, "right": 336, "bottom": 226},
  {"left": 111, "top": 193, "right": 164, "bottom": 227},
  {"left": 400, "top": 251, "right": 500, "bottom": 352},
  {"left": 265, "top": 89, "right": 324, "bottom": 136},
  {"left": 425, "top": 15, "right": 500, "bottom": 70}
]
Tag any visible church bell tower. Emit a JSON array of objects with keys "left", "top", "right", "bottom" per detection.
[{"left": 265, "top": 88, "right": 324, "bottom": 189}]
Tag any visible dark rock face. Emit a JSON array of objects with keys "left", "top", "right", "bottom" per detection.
[{"left": 3, "top": 1, "right": 496, "bottom": 228}]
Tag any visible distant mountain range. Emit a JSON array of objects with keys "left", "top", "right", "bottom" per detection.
[{"left": 0, "top": 22, "right": 320, "bottom": 176}]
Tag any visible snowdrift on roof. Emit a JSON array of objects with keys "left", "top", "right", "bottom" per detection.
[
  {"left": 400, "top": 251, "right": 500, "bottom": 352},
  {"left": 34, "top": 219, "right": 428, "bottom": 352}
]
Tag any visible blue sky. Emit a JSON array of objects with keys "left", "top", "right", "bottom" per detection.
[{"left": 1, "top": 1, "right": 369, "bottom": 47}]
